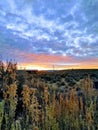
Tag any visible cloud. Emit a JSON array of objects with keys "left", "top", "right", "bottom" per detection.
[{"left": 0, "top": 0, "right": 98, "bottom": 69}]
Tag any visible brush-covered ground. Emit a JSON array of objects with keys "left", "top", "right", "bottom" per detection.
[{"left": 0, "top": 61, "right": 98, "bottom": 130}]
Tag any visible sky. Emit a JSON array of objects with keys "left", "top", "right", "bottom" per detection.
[{"left": 0, "top": 0, "right": 98, "bottom": 70}]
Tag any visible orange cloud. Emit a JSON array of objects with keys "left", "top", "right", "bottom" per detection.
[
  {"left": 17, "top": 52, "right": 98, "bottom": 70},
  {"left": 2, "top": 47, "right": 98, "bottom": 70},
  {"left": 17, "top": 53, "right": 74, "bottom": 70}
]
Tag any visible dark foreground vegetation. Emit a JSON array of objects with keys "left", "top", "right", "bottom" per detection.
[{"left": 0, "top": 60, "right": 98, "bottom": 130}]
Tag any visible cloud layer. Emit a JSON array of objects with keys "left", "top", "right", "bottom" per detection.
[{"left": 0, "top": 0, "right": 98, "bottom": 69}]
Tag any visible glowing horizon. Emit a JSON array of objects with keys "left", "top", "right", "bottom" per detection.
[{"left": 17, "top": 64, "right": 98, "bottom": 70}]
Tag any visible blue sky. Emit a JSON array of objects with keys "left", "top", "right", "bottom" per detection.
[{"left": 0, "top": 0, "right": 98, "bottom": 69}]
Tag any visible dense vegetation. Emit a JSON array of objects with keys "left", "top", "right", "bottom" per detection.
[{"left": 0, "top": 60, "right": 98, "bottom": 130}]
